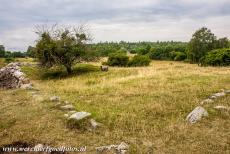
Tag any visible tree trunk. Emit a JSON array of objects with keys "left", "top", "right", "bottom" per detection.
[{"left": 65, "top": 65, "right": 72, "bottom": 74}]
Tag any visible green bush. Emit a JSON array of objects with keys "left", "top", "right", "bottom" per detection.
[
  {"left": 128, "top": 55, "right": 151, "bottom": 67},
  {"left": 201, "top": 48, "right": 230, "bottom": 66},
  {"left": 4, "top": 57, "right": 15, "bottom": 63},
  {"left": 173, "top": 52, "right": 187, "bottom": 61},
  {"left": 107, "top": 52, "right": 129, "bottom": 66}
]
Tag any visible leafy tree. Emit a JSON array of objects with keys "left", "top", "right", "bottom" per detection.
[
  {"left": 26, "top": 46, "right": 36, "bottom": 57},
  {"left": 4, "top": 51, "right": 12, "bottom": 58},
  {"left": 0, "top": 45, "right": 5, "bottom": 57},
  {"left": 34, "top": 25, "right": 91, "bottom": 74},
  {"left": 188, "top": 27, "right": 217, "bottom": 63},
  {"left": 216, "top": 37, "right": 229, "bottom": 49}
]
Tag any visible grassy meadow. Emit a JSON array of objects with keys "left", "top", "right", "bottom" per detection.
[{"left": 0, "top": 59, "right": 230, "bottom": 153}]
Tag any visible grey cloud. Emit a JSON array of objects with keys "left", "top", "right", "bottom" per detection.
[{"left": 0, "top": 0, "right": 230, "bottom": 50}]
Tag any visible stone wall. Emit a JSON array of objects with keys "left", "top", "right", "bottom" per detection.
[{"left": 0, "top": 63, "right": 30, "bottom": 89}]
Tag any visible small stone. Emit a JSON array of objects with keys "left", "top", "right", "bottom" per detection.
[
  {"left": 90, "top": 119, "right": 100, "bottom": 129},
  {"left": 214, "top": 106, "right": 228, "bottom": 110},
  {"left": 34, "top": 144, "right": 44, "bottom": 150},
  {"left": 13, "top": 70, "right": 24, "bottom": 78},
  {"left": 64, "top": 114, "right": 69, "bottom": 117},
  {"left": 186, "top": 106, "right": 208, "bottom": 124},
  {"left": 211, "top": 92, "right": 226, "bottom": 98},
  {"left": 50, "top": 96, "right": 60, "bottom": 102},
  {"left": 64, "top": 101, "right": 70, "bottom": 104},
  {"left": 60, "top": 104, "right": 75, "bottom": 110},
  {"left": 68, "top": 110, "right": 77, "bottom": 114},
  {"left": 200, "top": 98, "right": 214, "bottom": 105},
  {"left": 20, "top": 83, "right": 33, "bottom": 90},
  {"left": 96, "top": 142, "right": 128, "bottom": 154},
  {"left": 117, "top": 142, "right": 129, "bottom": 154},
  {"left": 209, "top": 95, "right": 217, "bottom": 99},
  {"left": 69, "top": 112, "right": 91, "bottom": 121}
]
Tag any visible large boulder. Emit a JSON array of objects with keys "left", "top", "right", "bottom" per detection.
[{"left": 0, "top": 63, "right": 31, "bottom": 89}]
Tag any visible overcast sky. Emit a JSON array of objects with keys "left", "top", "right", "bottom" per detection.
[{"left": 0, "top": 0, "right": 230, "bottom": 51}]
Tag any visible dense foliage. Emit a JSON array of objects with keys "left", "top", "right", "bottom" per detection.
[
  {"left": 106, "top": 52, "right": 151, "bottom": 67},
  {"left": 200, "top": 48, "right": 230, "bottom": 66},
  {"left": 188, "top": 27, "right": 229, "bottom": 63},
  {"left": 90, "top": 41, "right": 188, "bottom": 61},
  {"left": 0, "top": 45, "right": 5, "bottom": 57},
  {"left": 128, "top": 55, "right": 151, "bottom": 67},
  {"left": 106, "top": 52, "right": 129, "bottom": 66}
]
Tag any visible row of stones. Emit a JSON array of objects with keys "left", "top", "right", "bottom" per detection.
[{"left": 186, "top": 90, "right": 230, "bottom": 124}]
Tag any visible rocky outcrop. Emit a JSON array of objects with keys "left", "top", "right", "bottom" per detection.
[{"left": 0, "top": 63, "right": 31, "bottom": 89}]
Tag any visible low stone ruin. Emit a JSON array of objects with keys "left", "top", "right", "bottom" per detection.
[{"left": 0, "top": 62, "right": 31, "bottom": 89}]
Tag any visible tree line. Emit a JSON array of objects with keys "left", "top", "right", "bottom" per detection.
[
  {"left": 0, "top": 45, "right": 27, "bottom": 58},
  {"left": 1, "top": 26, "right": 229, "bottom": 73}
]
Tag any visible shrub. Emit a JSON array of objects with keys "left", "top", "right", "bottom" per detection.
[
  {"left": 173, "top": 52, "right": 187, "bottom": 61},
  {"left": 128, "top": 55, "right": 151, "bottom": 67},
  {"left": 107, "top": 52, "right": 129, "bottom": 66},
  {"left": 4, "top": 57, "right": 15, "bottom": 63},
  {"left": 200, "top": 48, "right": 230, "bottom": 66}
]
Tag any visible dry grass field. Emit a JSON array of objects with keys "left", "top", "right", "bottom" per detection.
[{"left": 0, "top": 59, "right": 230, "bottom": 153}]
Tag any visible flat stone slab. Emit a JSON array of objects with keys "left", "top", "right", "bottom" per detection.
[
  {"left": 68, "top": 110, "right": 77, "bottom": 114},
  {"left": 69, "top": 112, "right": 91, "bottom": 121},
  {"left": 186, "top": 106, "right": 208, "bottom": 124},
  {"left": 200, "top": 98, "right": 214, "bottom": 105},
  {"left": 214, "top": 106, "right": 229, "bottom": 110},
  {"left": 60, "top": 104, "right": 75, "bottom": 110},
  {"left": 210, "top": 92, "right": 226, "bottom": 98},
  {"left": 21, "top": 83, "right": 33, "bottom": 90},
  {"left": 50, "top": 96, "right": 60, "bottom": 102}
]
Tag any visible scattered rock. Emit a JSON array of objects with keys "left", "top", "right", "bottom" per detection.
[
  {"left": 64, "top": 114, "right": 69, "bottom": 118},
  {"left": 96, "top": 142, "right": 129, "bottom": 154},
  {"left": 186, "top": 106, "right": 208, "bottom": 124},
  {"left": 69, "top": 112, "right": 91, "bottom": 121},
  {"left": 214, "top": 106, "right": 229, "bottom": 111},
  {"left": 0, "top": 62, "right": 31, "bottom": 89},
  {"left": 68, "top": 110, "right": 77, "bottom": 114},
  {"left": 90, "top": 119, "right": 101, "bottom": 129},
  {"left": 210, "top": 92, "right": 226, "bottom": 98},
  {"left": 200, "top": 98, "right": 214, "bottom": 105},
  {"left": 60, "top": 104, "right": 75, "bottom": 110},
  {"left": 117, "top": 142, "right": 129, "bottom": 154},
  {"left": 34, "top": 144, "right": 44, "bottom": 150},
  {"left": 20, "top": 83, "right": 34, "bottom": 90},
  {"left": 64, "top": 101, "right": 70, "bottom": 104},
  {"left": 209, "top": 95, "right": 217, "bottom": 99},
  {"left": 50, "top": 96, "right": 60, "bottom": 102}
]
